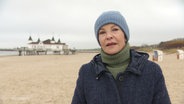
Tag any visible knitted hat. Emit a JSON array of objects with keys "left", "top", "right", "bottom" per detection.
[{"left": 94, "top": 11, "right": 130, "bottom": 44}]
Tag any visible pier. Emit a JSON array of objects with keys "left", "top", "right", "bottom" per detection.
[{"left": 17, "top": 47, "right": 75, "bottom": 56}]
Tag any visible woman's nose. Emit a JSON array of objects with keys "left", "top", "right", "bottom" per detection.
[{"left": 106, "top": 32, "right": 113, "bottom": 40}]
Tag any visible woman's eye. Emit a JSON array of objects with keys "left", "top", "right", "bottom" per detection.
[
  {"left": 99, "top": 31, "right": 106, "bottom": 35},
  {"left": 112, "top": 28, "right": 119, "bottom": 31}
]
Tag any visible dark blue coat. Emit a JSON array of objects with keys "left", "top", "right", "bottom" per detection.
[{"left": 72, "top": 50, "right": 171, "bottom": 104}]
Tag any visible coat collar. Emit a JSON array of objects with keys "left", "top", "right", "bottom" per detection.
[{"left": 91, "top": 49, "right": 149, "bottom": 78}]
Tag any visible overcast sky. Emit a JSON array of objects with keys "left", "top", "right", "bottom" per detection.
[{"left": 0, "top": 0, "right": 183, "bottom": 49}]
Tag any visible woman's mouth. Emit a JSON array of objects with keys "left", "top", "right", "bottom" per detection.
[{"left": 106, "top": 42, "right": 117, "bottom": 46}]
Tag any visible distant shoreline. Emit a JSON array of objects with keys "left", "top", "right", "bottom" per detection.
[{"left": 0, "top": 48, "right": 17, "bottom": 51}]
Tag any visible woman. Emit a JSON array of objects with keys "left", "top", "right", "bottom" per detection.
[{"left": 72, "top": 11, "right": 171, "bottom": 104}]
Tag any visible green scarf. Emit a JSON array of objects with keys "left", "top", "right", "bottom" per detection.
[{"left": 101, "top": 43, "right": 130, "bottom": 78}]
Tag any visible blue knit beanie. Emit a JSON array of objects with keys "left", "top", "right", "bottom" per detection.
[{"left": 94, "top": 11, "right": 129, "bottom": 44}]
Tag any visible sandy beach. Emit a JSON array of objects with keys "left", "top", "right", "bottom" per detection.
[{"left": 0, "top": 52, "right": 183, "bottom": 104}]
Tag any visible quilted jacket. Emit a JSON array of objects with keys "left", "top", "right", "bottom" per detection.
[{"left": 72, "top": 49, "right": 171, "bottom": 104}]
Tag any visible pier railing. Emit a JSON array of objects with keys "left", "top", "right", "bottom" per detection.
[{"left": 16, "top": 47, "right": 76, "bottom": 56}]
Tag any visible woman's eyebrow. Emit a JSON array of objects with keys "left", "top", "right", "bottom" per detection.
[
  {"left": 111, "top": 25, "right": 118, "bottom": 28},
  {"left": 99, "top": 28, "right": 105, "bottom": 31}
]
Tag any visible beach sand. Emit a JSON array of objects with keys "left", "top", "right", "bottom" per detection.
[{"left": 0, "top": 53, "right": 183, "bottom": 104}]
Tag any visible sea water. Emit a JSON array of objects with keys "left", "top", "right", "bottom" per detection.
[{"left": 0, "top": 51, "right": 18, "bottom": 56}]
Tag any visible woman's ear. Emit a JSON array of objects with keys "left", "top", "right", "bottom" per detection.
[{"left": 125, "top": 38, "right": 127, "bottom": 43}]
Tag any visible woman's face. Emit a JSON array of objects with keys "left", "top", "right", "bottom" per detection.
[{"left": 98, "top": 24, "right": 126, "bottom": 55}]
